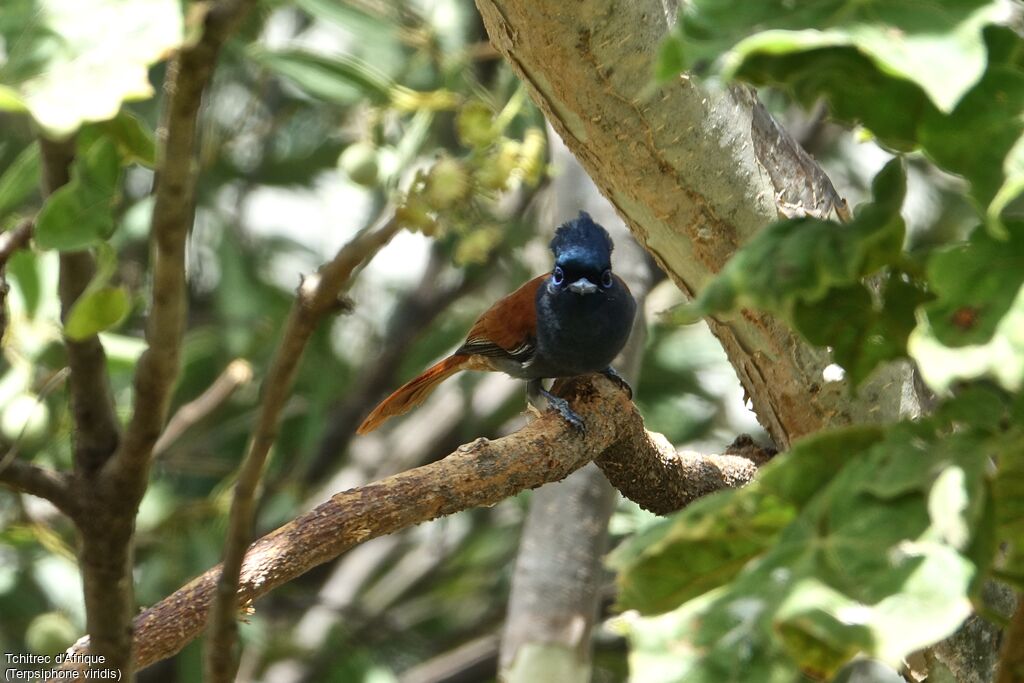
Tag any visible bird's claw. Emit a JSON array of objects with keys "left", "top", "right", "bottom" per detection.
[
  {"left": 600, "top": 367, "right": 633, "bottom": 399},
  {"left": 540, "top": 389, "right": 586, "bottom": 435}
]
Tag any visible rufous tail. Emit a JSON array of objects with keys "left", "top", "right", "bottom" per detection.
[{"left": 357, "top": 355, "right": 470, "bottom": 434}]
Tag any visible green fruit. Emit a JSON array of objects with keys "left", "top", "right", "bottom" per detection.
[
  {"left": 339, "top": 142, "right": 379, "bottom": 187},
  {"left": 26, "top": 612, "right": 78, "bottom": 655},
  {"left": 1, "top": 393, "right": 49, "bottom": 445},
  {"left": 424, "top": 157, "right": 470, "bottom": 210}
]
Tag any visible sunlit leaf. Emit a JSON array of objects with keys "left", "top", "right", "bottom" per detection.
[
  {"left": 0, "top": 0, "right": 183, "bottom": 138},
  {"left": 34, "top": 137, "right": 122, "bottom": 251},
  {"left": 64, "top": 286, "right": 129, "bottom": 340},
  {"left": 668, "top": 0, "right": 1003, "bottom": 112}
]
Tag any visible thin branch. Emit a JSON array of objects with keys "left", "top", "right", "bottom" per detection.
[
  {"left": 0, "top": 216, "right": 34, "bottom": 263},
  {"left": 114, "top": 0, "right": 256, "bottom": 496},
  {"left": 0, "top": 217, "right": 35, "bottom": 343},
  {"left": 996, "top": 594, "right": 1024, "bottom": 683},
  {"left": 205, "top": 216, "right": 403, "bottom": 682},
  {"left": 49, "top": 376, "right": 759, "bottom": 678},
  {"left": 0, "top": 460, "right": 78, "bottom": 518},
  {"left": 154, "top": 359, "right": 254, "bottom": 457},
  {"left": 38, "top": 137, "right": 122, "bottom": 474}
]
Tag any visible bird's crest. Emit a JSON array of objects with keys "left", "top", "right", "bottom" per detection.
[{"left": 550, "top": 211, "right": 613, "bottom": 262}]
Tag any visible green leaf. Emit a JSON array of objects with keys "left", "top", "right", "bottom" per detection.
[
  {"left": 64, "top": 286, "right": 129, "bottom": 340},
  {"left": 923, "top": 225, "right": 1024, "bottom": 347},
  {"left": 911, "top": 283, "right": 1024, "bottom": 394},
  {"left": 0, "top": 144, "right": 41, "bottom": 220},
  {"left": 0, "top": 0, "right": 183, "bottom": 138},
  {"left": 675, "top": 159, "right": 905, "bottom": 324},
  {"left": 249, "top": 48, "right": 393, "bottom": 106},
  {"left": 95, "top": 110, "right": 157, "bottom": 167},
  {"left": 794, "top": 276, "right": 931, "bottom": 386},
  {"left": 919, "top": 68, "right": 1024, "bottom": 236},
  {"left": 734, "top": 47, "right": 932, "bottom": 151},
  {"left": 670, "top": 0, "right": 1003, "bottom": 112},
  {"left": 34, "top": 137, "right": 123, "bottom": 251}
]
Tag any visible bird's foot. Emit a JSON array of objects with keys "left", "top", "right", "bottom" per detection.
[
  {"left": 600, "top": 366, "right": 633, "bottom": 399},
  {"left": 539, "top": 388, "right": 586, "bottom": 435}
]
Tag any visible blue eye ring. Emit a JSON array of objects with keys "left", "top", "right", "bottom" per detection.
[
  {"left": 552, "top": 266, "right": 565, "bottom": 285},
  {"left": 601, "top": 269, "right": 613, "bottom": 288}
]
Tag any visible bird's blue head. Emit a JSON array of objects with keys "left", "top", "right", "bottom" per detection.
[{"left": 548, "top": 211, "right": 615, "bottom": 296}]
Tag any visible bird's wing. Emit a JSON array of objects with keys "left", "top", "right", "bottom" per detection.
[{"left": 456, "top": 274, "right": 545, "bottom": 363}]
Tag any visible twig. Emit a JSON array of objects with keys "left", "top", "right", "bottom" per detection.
[
  {"left": 0, "top": 216, "right": 36, "bottom": 347},
  {"left": 0, "top": 217, "right": 34, "bottom": 264},
  {"left": 154, "top": 359, "right": 254, "bottom": 457},
  {"left": 49, "top": 375, "right": 759, "bottom": 678},
  {"left": 204, "top": 216, "right": 403, "bottom": 682},
  {"left": 996, "top": 594, "right": 1024, "bottom": 683}
]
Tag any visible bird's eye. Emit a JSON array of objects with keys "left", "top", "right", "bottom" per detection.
[
  {"left": 552, "top": 267, "right": 564, "bottom": 285},
  {"left": 601, "top": 270, "right": 613, "bottom": 288}
]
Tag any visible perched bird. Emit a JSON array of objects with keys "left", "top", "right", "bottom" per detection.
[{"left": 357, "top": 211, "right": 636, "bottom": 434}]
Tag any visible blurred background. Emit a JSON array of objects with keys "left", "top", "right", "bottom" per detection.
[{"left": 0, "top": 0, "right": 980, "bottom": 681}]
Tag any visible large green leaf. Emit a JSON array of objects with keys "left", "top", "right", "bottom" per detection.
[
  {"left": 910, "top": 282, "right": 1024, "bottom": 394},
  {"left": 0, "top": 0, "right": 183, "bottom": 138},
  {"left": 922, "top": 225, "right": 1024, "bottom": 347},
  {"left": 919, "top": 68, "right": 1024, "bottom": 235},
  {"left": 666, "top": 0, "right": 1003, "bottom": 113},
  {"left": 34, "top": 137, "right": 122, "bottom": 251}
]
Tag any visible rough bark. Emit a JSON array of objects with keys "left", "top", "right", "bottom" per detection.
[{"left": 473, "top": 0, "right": 915, "bottom": 449}]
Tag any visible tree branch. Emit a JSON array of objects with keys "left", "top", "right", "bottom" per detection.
[
  {"left": 49, "top": 376, "right": 758, "bottom": 678},
  {"left": 114, "top": 0, "right": 256, "bottom": 497},
  {"left": 205, "top": 217, "right": 403, "bottom": 682},
  {"left": 154, "top": 359, "right": 254, "bottom": 457},
  {"left": 0, "top": 459, "right": 78, "bottom": 518},
  {"left": 0, "top": 216, "right": 34, "bottom": 344}
]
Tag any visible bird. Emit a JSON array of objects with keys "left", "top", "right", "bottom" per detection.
[{"left": 357, "top": 211, "right": 637, "bottom": 435}]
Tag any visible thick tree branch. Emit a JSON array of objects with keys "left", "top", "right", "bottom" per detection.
[
  {"left": 50, "top": 376, "right": 757, "bottom": 678},
  {"left": 205, "top": 216, "right": 403, "bottom": 681}
]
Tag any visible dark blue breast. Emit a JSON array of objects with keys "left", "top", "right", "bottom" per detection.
[{"left": 532, "top": 279, "right": 636, "bottom": 378}]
